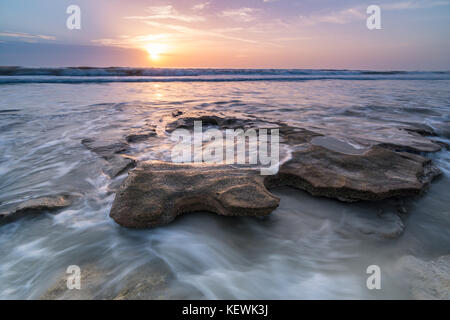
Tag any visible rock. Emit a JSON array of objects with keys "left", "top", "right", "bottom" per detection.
[
  {"left": 165, "top": 114, "right": 276, "bottom": 132},
  {"left": 171, "top": 110, "right": 183, "bottom": 117},
  {"left": 355, "top": 128, "right": 441, "bottom": 153},
  {"left": 40, "top": 261, "right": 200, "bottom": 300},
  {"left": 0, "top": 194, "right": 78, "bottom": 225},
  {"left": 125, "top": 129, "right": 156, "bottom": 143},
  {"left": 311, "top": 136, "right": 368, "bottom": 155},
  {"left": 279, "top": 125, "right": 322, "bottom": 144},
  {"left": 269, "top": 145, "right": 441, "bottom": 202},
  {"left": 397, "top": 255, "right": 450, "bottom": 300},
  {"left": 400, "top": 124, "right": 436, "bottom": 136},
  {"left": 343, "top": 211, "right": 405, "bottom": 239},
  {"left": 108, "top": 113, "right": 442, "bottom": 228},
  {"left": 110, "top": 162, "right": 280, "bottom": 228},
  {"left": 165, "top": 114, "right": 321, "bottom": 145},
  {"left": 40, "top": 264, "right": 113, "bottom": 300},
  {"left": 81, "top": 138, "right": 136, "bottom": 177},
  {"left": 103, "top": 155, "right": 136, "bottom": 178},
  {"left": 81, "top": 138, "right": 128, "bottom": 158},
  {"left": 109, "top": 143, "right": 441, "bottom": 228}
]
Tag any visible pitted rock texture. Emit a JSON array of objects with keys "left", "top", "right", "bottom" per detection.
[
  {"left": 397, "top": 255, "right": 450, "bottom": 300},
  {"left": 110, "top": 162, "right": 280, "bottom": 228},
  {"left": 268, "top": 145, "right": 441, "bottom": 202},
  {"left": 110, "top": 144, "right": 440, "bottom": 228},
  {"left": 108, "top": 113, "right": 442, "bottom": 228}
]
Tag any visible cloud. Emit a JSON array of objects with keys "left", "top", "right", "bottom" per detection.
[
  {"left": 92, "top": 22, "right": 266, "bottom": 51},
  {"left": 142, "top": 20, "right": 260, "bottom": 44},
  {"left": 0, "top": 31, "right": 56, "bottom": 41},
  {"left": 298, "top": 8, "right": 365, "bottom": 26},
  {"left": 92, "top": 34, "right": 174, "bottom": 48},
  {"left": 125, "top": 5, "right": 205, "bottom": 23},
  {"left": 192, "top": 2, "right": 210, "bottom": 11},
  {"left": 221, "top": 8, "right": 259, "bottom": 22},
  {"left": 383, "top": 0, "right": 450, "bottom": 10},
  {"left": 296, "top": 0, "right": 450, "bottom": 27}
]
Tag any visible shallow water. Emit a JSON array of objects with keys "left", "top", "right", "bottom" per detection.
[{"left": 0, "top": 79, "right": 449, "bottom": 299}]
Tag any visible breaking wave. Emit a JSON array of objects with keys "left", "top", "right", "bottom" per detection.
[{"left": 1, "top": 67, "right": 449, "bottom": 83}]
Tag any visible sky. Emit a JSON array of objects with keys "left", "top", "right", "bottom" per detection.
[{"left": 0, "top": 0, "right": 449, "bottom": 70}]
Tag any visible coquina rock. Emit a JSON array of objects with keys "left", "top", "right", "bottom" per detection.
[
  {"left": 110, "top": 144, "right": 440, "bottom": 228},
  {"left": 81, "top": 137, "right": 136, "bottom": 178},
  {"left": 108, "top": 113, "right": 442, "bottom": 228},
  {"left": 268, "top": 145, "right": 441, "bottom": 202},
  {"left": 0, "top": 194, "right": 78, "bottom": 225},
  {"left": 397, "top": 255, "right": 450, "bottom": 300},
  {"left": 166, "top": 113, "right": 442, "bottom": 152},
  {"left": 110, "top": 162, "right": 280, "bottom": 228}
]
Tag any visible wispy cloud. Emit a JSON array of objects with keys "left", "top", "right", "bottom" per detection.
[
  {"left": 126, "top": 5, "right": 205, "bottom": 23},
  {"left": 383, "top": 0, "right": 450, "bottom": 10},
  {"left": 192, "top": 2, "right": 210, "bottom": 11},
  {"left": 298, "top": 0, "right": 450, "bottom": 26},
  {"left": 298, "top": 8, "right": 365, "bottom": 26},
  {"left": 0, "top": 31, "right": 56, "bottom": 41},
  {"left": 221, "top": 8, "right": 259, "bottom": 22},
  {"left": 92, "top": 34, "right": 174, "bottom": 47},
  {"left": 143, "top": 20, "right": 260, "bottom": 44}
]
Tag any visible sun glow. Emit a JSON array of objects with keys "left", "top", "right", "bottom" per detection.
[{"left": 145, "top": 43, "right": 168, "bottom": 61}]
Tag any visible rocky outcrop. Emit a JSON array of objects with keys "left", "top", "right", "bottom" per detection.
[
  {"left": 125, "top": 128, "right": 157, "bottom": 143},
  {"left": 166, "top": 114, "right": 322, "bottom": 146},
  {"left": 110, "top": 144, "right": 440, "bottom": 228},
  {"left": 107, "top": 113, "right": 442, "bottom": 228},
  {"left": 110, "top": 162, "right": 280, "bottom": 228},
  {"left": 166, "top": 114, "right": 442, "bottom": 153},
  {"left": 397, "top": 255, "right": 450, "bottom": 300},
  {"left": 342, "top": 211, "right": 405, "bottom": 239},
  {"left": 268, "top": 145, "right": 441, "bottom": 202},
  {"left": 81, "top": 137, "right": 135, "bottom": 177},
  {"left": 103, "top": 155, "right": 136, "bottom": 178},
  {"left": 81, "top": 137, "right": 128, "bottom": 157},
  {"left": 0, "top": 194, "right": 78, "bottom": 225},
  {"left": 40, "top": 261, "right": 200, "bottom": 300}
]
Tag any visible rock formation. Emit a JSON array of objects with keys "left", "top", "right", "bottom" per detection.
[
  {"left": 107, "top": 113, "right": 442, "bottom": 228},
  {"left": 110, "top": 162, "right": 280, "bottom": 228},
  {"left": 0, "top": 194, "right": 79, "bottom": 224}
]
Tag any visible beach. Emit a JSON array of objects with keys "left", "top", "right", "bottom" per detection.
[{"left": 0, "top": 69, "right": 449, "bottom": 299}]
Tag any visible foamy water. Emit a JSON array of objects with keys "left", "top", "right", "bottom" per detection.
[{"left": 0, "top": 74, "right": 449, "bottom": 299}]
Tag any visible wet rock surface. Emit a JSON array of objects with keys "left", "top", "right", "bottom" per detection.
[
  {"left": 342, "top": 211, "right": 405, "bottom": 239},
  {"left": 0, "top": 194, "right": 79, "bottom": 225},
  {"left": 165, "top": 114, "right": 321, "bottom": 144},
  {"left": 108, "top": 113, "right": 443, "bottom": 228},
  {"left": 102, "top": 155, "right": 136, "bottom": 178},
  {"left": 81, "top": 137, "right": 129, "bottom": 158},
  {"left": 110, "top": 162, "right": 280, "bottom": 228},
  {"left": 269, "top": 145, "right": 441, "bottom": 202},
  {"left": 81, "top": 137, "right": 136, "bottom": 178},
  {"left": 397, "top": 255, "right": 450, "bottom": 300},
  {"left": 40, "top": 261, "right": 198, "bottom": 300},
  {"left": 125, "top": 128, "right": 157, "bottom": 143},
  {"left": 110, "top": 146, "right": 440, "bottom": 228}
]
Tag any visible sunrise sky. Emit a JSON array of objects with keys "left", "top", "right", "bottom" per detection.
[{"left": 1, "top": 0, "right": 449, "bottom": 69}]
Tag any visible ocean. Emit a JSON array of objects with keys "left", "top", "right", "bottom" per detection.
[{"left": 0, "top": 68, "right": 449, "bottom": 299}]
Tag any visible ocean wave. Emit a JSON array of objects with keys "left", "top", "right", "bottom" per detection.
[
  {"left": 1, "top": 67, "right": 449, "bottom": 77},
  {"left": 1, "top": 74, "right": 450, "bottom": 84}
]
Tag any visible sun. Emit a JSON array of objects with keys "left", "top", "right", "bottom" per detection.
[{"left": 145, "top": 43, "right": 168, "bottom": 61}]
